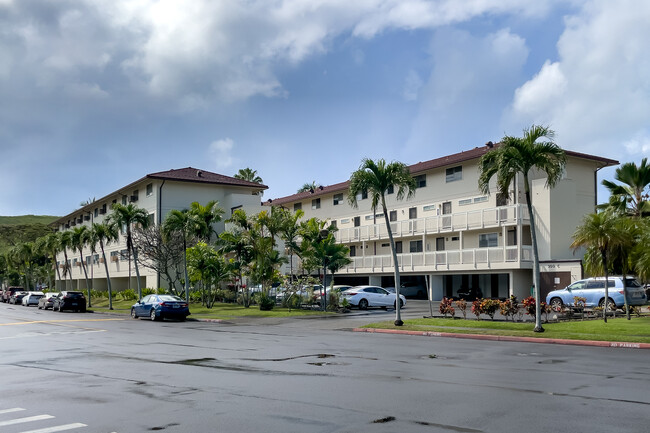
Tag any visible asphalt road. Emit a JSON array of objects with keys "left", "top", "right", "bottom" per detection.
[{"left": 0, "top": 301, "right": 648, "bottom": 433}]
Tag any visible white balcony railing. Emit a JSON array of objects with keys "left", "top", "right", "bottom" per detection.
[
  {"left": 335, "top": 204, "right": 528, "bottom": 243},
  {"left": 338, "top": 245, "right": 533, "bottom": 273}
]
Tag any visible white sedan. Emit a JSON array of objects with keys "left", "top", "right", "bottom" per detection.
[
  {"left": 341, "top": 286, "right": 406, "bottom": 310},
  {"left": 22, "top": 292, "right": 44, "bottom": 306}
]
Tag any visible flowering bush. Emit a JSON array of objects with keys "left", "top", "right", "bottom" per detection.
[
  {"left": 522, "top": 296, "right": 536, "bottom": 317},
  {"left": 499, "top": 297, "right": 519, "bottom": 321},
  {"left": 541, "top": 302, "right": 552, "bottom": 323},
  {"left": 480, "top": 298, "right": 500, "bottom": 320},
  {"left": 573, "top": 296, "right": 586, "bottom": 310},
  {"left": 455, "top": 299, "right": 468, "bottom": 319},
  {"left": 439, "top": 297, "right": 455, "bottom": 318},
  {"left": 471, "top": 299, "right": 482, "bottom": 320}
]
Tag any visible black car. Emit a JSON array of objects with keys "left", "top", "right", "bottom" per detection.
[
  {"left": 457, "top": 286, "right": 483, "bottom": 301},
  {"left": 53, "top": 291, "right": 87, "bottom": 312}
]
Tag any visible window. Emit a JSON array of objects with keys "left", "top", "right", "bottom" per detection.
[
  {"left": 446, "top": 166, "right": 462, "bottom": 182},
  {"left": 459, "top": 199, "right": 471, "bottom": 206},
  {"left": 148, "top": 213, "right": 155, "bottom": 226},
  {"left": 381, "top": 243, "right": 390, "bottom": 247},
  {"left": 387, "top": 184, "right": 394, "bottom": 194},
  {"left": 409, "top": 207, "right": 417, "bottom": 219},
  {"left": 85, "top": 256, "right": 91, "bottom": 265},
  {"left": 442, "top": 202, "right": 452, "bottom": 215},
  {"left": 356, "top": 189, "right": 368, "bottom": 201},
  {"left": 436, "top": 237, "right": 445, "bottom": 251},
  {"left": 93, "top": 254, "right": 99, "bottom": 264},
  {"left": 294, "top": 202, "right": 302, "bottom": 211},
  {"left": 121, "top": 196, "right": 127, "bottom": 205},
  {"left": 395, "top": 241, "right": 402, "bottom": 253},
  {"left": 353, "top": 216, "right": 361, "bottom": 227},
  {"left": 389, "top": 210, "right": 397, "bottom": 222},
  {"left": 349, "top": 245, "right": 356, "bottom": 257},
  {"left": 94, "top": 208, "right": 99, "bottom": 218},
  {"left": 423, "top": 204, "right": 436, "bottom": 212},
  {"left": 409, "top": 240, "right": 423, "bottom": 253},
  {"left": 130, "top": 190, "right": 139, "bottom": 202},
  {"left": 330, "top": 220, "right": 337, "bottom": 228},
  {"left": 120, "top": 249, "right": 129, "bottom": 261},
  {"left": 333, "top": 193, "right": 343, "bottom": 205},
  {"left": 312, "top": 198, "right": 321, "bottom": 209},
  {"left": 146, "top": 183, "right": 153, "bottom": 197},
  {"left": 414, "top": 174, "right": 426, "bottom": 188},
  {"left": 474, "top": 196, "right": 488, "bottom": 203},
  {"left": 479, "top": 233, "right": 498, "bottom": 248}
]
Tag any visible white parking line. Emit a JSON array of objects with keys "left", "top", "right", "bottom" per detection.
[
  {"left": 0, "top": 407, "right": 26, "bottom": 414},
  {"left": 0, "top": 414, "right": 55, "bottom": 426},
  {"left": 19, "top": 423, "right": 87, "bottom": 433}
]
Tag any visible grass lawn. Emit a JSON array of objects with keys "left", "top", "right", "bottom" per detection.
[
  {"left": 89, "top": 298, "right": 329, "bottom": 319},
  {"left": 362, "top": 316, "right": 650, "bottom": 343}
]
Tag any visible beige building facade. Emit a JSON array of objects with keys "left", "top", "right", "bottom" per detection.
[
  {"left": 53, "top": 167, "right": 266, "bottom": 292},
  {"left": 269, "top": 144, "right": 617, "bottom": 301}
]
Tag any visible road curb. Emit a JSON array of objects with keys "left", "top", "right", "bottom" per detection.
[{"left": 352, "top": 327, "right": 650, "bottom": 349}]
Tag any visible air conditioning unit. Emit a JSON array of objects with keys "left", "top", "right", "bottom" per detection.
[
  {"left": 110, "top": 256, "right": 119, "bottom": 262},
  {"left": 99, "top": 257, "right": 105, "bottom": 263}
]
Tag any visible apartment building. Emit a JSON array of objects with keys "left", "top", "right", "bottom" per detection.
[
  {"left": 52, "top": 167, "right": 266, "bottom": 292},
  {"left": 268, "top": 144, "right": 617, "bottom": 301}
]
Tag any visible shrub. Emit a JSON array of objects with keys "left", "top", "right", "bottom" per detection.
[
  {"left": 155, "top": 287, "right": 168, "bottom": 295},
  {"left": 117, "top": 289, "right": 137, "bottom": 301},
  {"left": 471, "top": 299, "right": 482, "bottom": 320},
  {"left": 439, "top": 297, "right": 455, "bottom": 318},
  {"left": 480, "top": 299, "right": 500, "bottom": 320},
  {"left": 89, "top": 289, "right": 107, "bottom": 299},
  {"left": 522, "top": 296, "right": 536, "bottom": 317},
  {"left": 142, "top": 288, "right": 157, "bottom": 296},
  {"left": 326, "top": 292, "right": 340, "bottom": 311},
  {"left": 258, "top": 293, "right": 275, "bottom": 311},
  {"left": 455, "top": 299, "right": 467, "bottom": 319}
]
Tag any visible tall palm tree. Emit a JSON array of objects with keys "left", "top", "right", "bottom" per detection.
[
  {"left": 478, "top": 125, "right": 566, "bottom": 332},
  {"left": 600, "top": 158, "right": 650, "bottom": 217},
  {"left": 162, "top": 209, "right": 196, "bottom": 302},
  {"left": 70, "top": 226, "right": 92, "bottom": 306},
  {"left": 109, "top": 203, "right": 150, "bottom": 300},
  {"left": 38, "top": 232, "right": 62, "bottom": 291},
  {"left": 348, "top": 158, "right": 417, "bottom": 326},
  {"left": 234, "top": 168, "right": 263, "bottom": 184},
  {"left": 58, "top": 230, "right": 74, "bottom": 290},
  {"left": 188, "top": 201, "right": 224, "bottom": 242},
  {"left": 90, "top": 222, "right": 119, "bottom": 309},
  {"left": 280, "top": 208, "right": 305, "bottom": 280}
]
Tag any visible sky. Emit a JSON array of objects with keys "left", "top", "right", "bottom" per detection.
[{"left": 1, "top": 0, "right": 648, "bottom": 216}]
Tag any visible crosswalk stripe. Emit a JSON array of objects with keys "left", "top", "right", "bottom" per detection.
[
  {"left": 0, "top": 414, "right": 55, "bottom": 427},
  {"left": 0, "top": 407, "right": 25, "bottom": 414},
  {"left": 19, "top": 422, "right": 88, "bottom": 433}
]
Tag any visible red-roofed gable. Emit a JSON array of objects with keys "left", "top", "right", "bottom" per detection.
[
  {"left": 147, "top": 167, "right": 268, "bottom": 189},
  {"left": 267, "top": 144, "right": 618, "bottom": 206}
]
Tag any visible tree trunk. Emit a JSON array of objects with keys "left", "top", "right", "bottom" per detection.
[
  {"left": 53, "top": 254, "right": 62, "bottom": 291},
  {"left": 183, "top": 238, "right": 189, "bottom": 303},
  {"left": 63, "top": 250, "right": 73, "bottom": 290},
  {"left": 99, "top": 242, "right": 113, "bottom": 310},
  {"left": 79, "top": 249, "right": 92, "bottom": 308},
  {"left": 133, "top": 245, "right": 142, "bottom": 301},
  {"left": 382, "top": 198, "right": 403, "bottom": 326},
  {"left": 602, "top": 250, "right": 609, "bottom": 323},
  {"left": 524, "top": 175, "right": 544, "bottom": 332}
]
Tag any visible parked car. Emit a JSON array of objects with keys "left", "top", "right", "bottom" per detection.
[
  {"left": 457, "top": 285, "right": 483, "bottom": 301},
  {"left": 38, "top": 293, "right": 57, "bottom": 310},
  {"left": 9, "top": 291, "right": 28, "bottom": 305},
  {"left": 546, "top": 277, "right": 647, "bottom": 311},
  {"left": 314, "top": 285, "right": 352, "bottom": 306},
  {"left": 22, "top": 292, "right": 44, "bottom": 306},
  {"left": 131, "top": 294, "right": 190, "bottom": 321},
  {"left": 53, "top": 291, "right": 87, "bottom": 312},
  {"left": 340, "top": 286, "right": 406, "bottom": 310},
  {"left": 2, "top": 286, "right": 23, "bottom": 303}
]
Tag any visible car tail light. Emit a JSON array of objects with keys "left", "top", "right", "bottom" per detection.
[
  {"left": 346, "top": 292, "right": 357, "bottom": 296},
  {"left": 618, "top": 290, "right": 625, "bottom": 294},
  {"left": 159, "top": 302, "right": 168, "bottom": 307},
  {"left": 181, "top": 303, "right": 188, "bottom": 307}
]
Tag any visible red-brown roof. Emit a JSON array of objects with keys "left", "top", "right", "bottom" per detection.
[{"left": 266, "top": 144, "right": 618, "bottom": 206}]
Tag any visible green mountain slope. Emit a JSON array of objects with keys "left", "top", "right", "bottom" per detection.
[{"left": 0, "top": 215, "right": 59, "bottom": 255}]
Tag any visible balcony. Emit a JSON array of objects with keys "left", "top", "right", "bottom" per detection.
[
  {"left": 340, "top": 245, "right": 533, "bottom": 274},
  {"left": 335, "top": 204, "right": 528, "bottom": 243}
]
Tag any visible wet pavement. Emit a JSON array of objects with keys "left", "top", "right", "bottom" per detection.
[{"left": 1, "top": 301, "right": 648, "bottom": 433}]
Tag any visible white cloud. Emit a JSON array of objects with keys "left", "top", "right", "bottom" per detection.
[
  {"left": 508, "top": 0, "right": 650, "bottom": 160},
  {"left": 208, "top": 138, "right": 235, "bottom": 170}
]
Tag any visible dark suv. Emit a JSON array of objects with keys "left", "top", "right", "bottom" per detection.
[
  {"left": 53, "top": 291, "right": 87, "bottom": 312},
  {"left": 2, "top": 286, "right": 24, "bottom": 303}
]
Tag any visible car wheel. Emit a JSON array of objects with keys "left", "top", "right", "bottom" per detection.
[
  {"left": 394, "top": 299, "right": 404, "bottom": 309},
  {"left": 599, "top": 298, "right": 616, "bottom": 312},
  {"left": 150, "top": 309, "right": 157, "bottom": 321},
  {"left": 131, "top": 308, "right": 138, "bottom": 319},
  {"left": 358, "top": 299, "right": 369, "bottom": 310},
  {"left": 550, "top": 297, "right": 563, "bottom": 312},
  {"left": 58, "top": 305, "right": 64, "bottom": 312}
]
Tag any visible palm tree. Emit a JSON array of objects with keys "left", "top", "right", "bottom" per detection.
[
  {"left": 571, "top": 210, "right": 619, "bottom": 322},
  {"left": 70, "top": 226, "right": 92, "bottom": 306},
  {"left": 279, "top": 208, "right": 305, "bottom": 281},
  {"left": 162, "top": 209, "right": 196, "bottom": 302},
  {"left": 90, "top": 222, "right": 119, "bottom": 309},
  {"left": 109, "top": 203, "right": 150, "bottom": 300},
  {"left": 348, "top": 158, "right": 417, "bottom": 326},
  {"left": 297, "top": 181, "right": 321, "bottom": 193},
  {"left": 600, "top": 158, "right": 650, "bottom": 217},
  {"left": 478, "top": 125, "right": 566, "bottom": 332},
  {"left": 188, "top": 201, "right": 224, "bottom": 242},
  {"left": 38, "top": 232, "right": 62, "bottom": 291},
  {"left": 234, "top": 168, "right": 264, "bottom": 184},
  {"left": 58, "top": 230, "right": 74, "bottom": 289}
]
